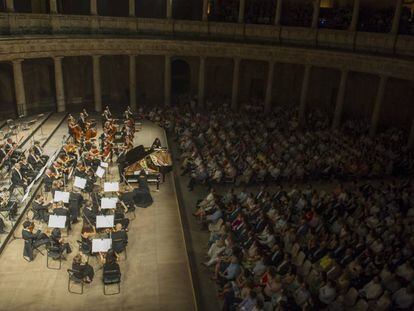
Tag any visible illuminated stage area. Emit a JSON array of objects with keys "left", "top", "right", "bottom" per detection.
[{"left": 0, "top": 119, "right": 195, "bottom": 311}]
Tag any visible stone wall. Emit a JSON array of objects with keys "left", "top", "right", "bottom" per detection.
[
  {"left": 62, "top": 56, "right": 94, "bottom": 112},
  {"left": 136, "top": 55, "right": 165, "bottom": 107},
  {"left": 23, "top": 58, "right": 56, "bottom": 115}
]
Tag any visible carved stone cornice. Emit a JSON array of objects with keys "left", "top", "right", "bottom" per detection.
[{"left": 0, "top": 36, "right": 412, "bottom": 81}]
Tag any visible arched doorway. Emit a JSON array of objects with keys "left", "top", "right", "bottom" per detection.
[{"left": 171, "top": 59, "right": 191, "bottom": 105}]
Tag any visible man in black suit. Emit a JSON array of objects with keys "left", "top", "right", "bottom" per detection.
[
  {"left": 11, "top": 163, "right": 27, "bottom": 191},
  {"left": 22, "top": 221, "right": 50, "bottom": 261},
  {"left": 110, "top": 223, "right": 128, "bottom": 254},
  {"left": 33, "top": 141, "right": 49, "bottom": 163},
  {"left": 28, "top": 148, "right": 43, "bottom": 170},
  {"left": 52, "top": 203, "right": 71, "bottom": 230},
  {"left": 43, "top": 169, "right": 56, "bottom": 193},
  {"left": 32, "top": 194, "right": 50, "bottom": 222},
  {"left": 19, "top": 159, "right": 36, "bottom": 181},
  {"left": 82, "top": 203, "right": 97, "bottom": 227},
  {"left": 77, "top": 112, "right": 86, "bottom": 132}
]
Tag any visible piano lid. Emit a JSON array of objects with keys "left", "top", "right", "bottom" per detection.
[{"left": 118, "top": 145, "right": 152, "bottom": 166}]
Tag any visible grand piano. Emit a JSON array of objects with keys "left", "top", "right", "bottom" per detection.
[{"left": 118, "top": 145, "right": 173, "bottom": 188}]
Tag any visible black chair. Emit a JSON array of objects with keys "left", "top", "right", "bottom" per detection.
[
  {"left": 23, "top": 240, "right": 46, "bottom": 262},
  {"left": 67, "top": 269, "right": 84, "bottom": 295},
  {"left": 103, "top": 269, "right": 121, "bottom": 295},
  {"left": 46, "top": 242, "right": 63, "bottom": 270}
]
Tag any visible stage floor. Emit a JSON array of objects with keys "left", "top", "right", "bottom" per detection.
[{"left": 0, "top": 118, "right": 195, "bottom": 311}]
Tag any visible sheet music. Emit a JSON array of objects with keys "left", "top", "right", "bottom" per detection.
[
  {"left": 53, "top": 191, "right": 70, "bottom": 203},
  {"left": 96, "top": 215, "right": 115, "bottom": 228},
  {"left": 100, "top": 161, "right": 109, "bottom": 168},
  {"left": 96, "top": 166, "right": 105, "bottom": 178},
  {"left": 101, "top": 197, "right": 118, "bottom": 209},
  {"left": 73, "top": 176, "right": 87, "bottom": 189},
  {"left": 92, "top": 238, "right": 112, "bottom": 253},
  {"left": 104, "top": 182, "right": 119, "bottom": 192},
  {"left": 48, "top": 215, "right": 66, "bottom": 228}
]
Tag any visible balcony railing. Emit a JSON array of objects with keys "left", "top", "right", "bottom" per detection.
[{"left": 0, "top": 13, "right": 412, "bottom": 58}]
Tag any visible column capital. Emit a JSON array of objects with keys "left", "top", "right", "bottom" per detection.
[
  {"left": 92, "top": 55, "right": 101, "bottom": 60},
  {"left": 12, "top": 59, "right": 24, "bottom": 65},
  {"left": 53, "top": 56, "right": 64, "bottom": 61}
]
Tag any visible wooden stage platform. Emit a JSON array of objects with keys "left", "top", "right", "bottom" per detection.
[{"left": 0, "top": 117, "right": 196, "bottom": 311}]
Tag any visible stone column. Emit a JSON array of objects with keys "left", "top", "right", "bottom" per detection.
[
  {"left": 311, "top": 0, "right": 321, "bottom": 29},
  {"left": 202, "top": 0, "right": 209, "bottom": 22},
  {"left": 92, "top": 55, "right": 102, "bottom": 112},
  {"left": 299, "top": 65, "right": 312, "bottom": 127},
  {"left": 264, "top": 61, "right": 275, "bottom": 113},
  {"left": 166, "top": 0, "right": 172, "bottom": 19},
  {"left": 349, "top": 0, "right": 360, "bottom": 31},
  {"left": 129, "top": 55, "right": 137, "bottom": 111},
  {"left": 90, "top": 0, "right": 98, "bottom": 15},
  {"left": 198, "top": 57, "right": 206, "bottom": 108},
  {"left": 332, "top": 70, "right": 349, "bottom": 130},
  {"left": 54, "top": 57, "right": 66, "bottom": 112},
  {"left": 50, "top": 0, "right": 58, "bottom": 14},
  {"left": 231, "top": 58, "right": 240, "bottom": 111},
  {"left": 5, "top": 0, "right": 14, "bottom": 12},
  {"left": 390, "top": 0, "right": 403, "bottom": 34},
  {"left": 164, "top": 55, "right": 171, "bottom": 106},
  {"left": 129, "top": 0, "right": 135, "bottom": 17},
  {"left": 12, "top": 59, "right": 27, "bottom": 117},
  {"left": 274, "top": 0, "right": 282, "bottom": 26},
  {"left": 408, "top": 119, "right": 414, "bottom": 149},
  {"left": 238, "top": 0, "right": 246, "bottom": 23},
  {"left": 369, "top": 75, "right": 388, "bottom": 137}
]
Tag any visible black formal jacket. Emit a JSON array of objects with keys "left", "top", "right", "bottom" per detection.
[{"left": 11, "top": 169, "right": 24, "bottom": 185}]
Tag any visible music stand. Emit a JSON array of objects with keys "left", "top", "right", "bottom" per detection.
[
  {"left": 37, "top": 114, "right": 45, "bottom": 136},
  {"left": 92, "top": 238, "right": 112, "bottom": 253},
  {"left": 96, "top": 215, "right": 115, "bottom": 228},
  {"left": 104, "top": 182, "right": 119, "bottom": 192}
]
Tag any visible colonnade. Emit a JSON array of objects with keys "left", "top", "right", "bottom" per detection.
[
  {"left": 2, "top": 0, "right": 406, "bottom": 35},
  {"left": 8, "top": 53, "right": 410, "bottom": 144}
]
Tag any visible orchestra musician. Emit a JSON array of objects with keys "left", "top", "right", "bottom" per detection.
[
  {"left": 102, "top": 106, "right": 112, "bottom": 122},
  {"left": 124, "top": 106, "right": 133, "bottom": 120},
  {"left": 50, "top": 227, "right": 72, "bottom": 256},
  {"left": 32, "top": 194, "right": 50, "bottom": 223},
  {"left": 11, "top": 163, "right": 28, "bottom": 191},
  {"left": 110, "top": 223, "right": 128, "bottom": 254},
  {"left": 72, "top": 253, "right": 94, "bottom": 283},
  {"left": 68, "top": 114, "right": 83, "bottom": 143},
  {"left": 43, "top": 169, "right": 58, "bottom": 193},
  {"left": 0, "top": 187, "right": 17, "bottom": 221},
  {"left": 82, "top": 203, "right": 97, "bottom": 227},
  {"left": 33, "top": 141, "right": 49, "bottom": 162},
  {"left": 28, "top": 147, "right": 43, "bottom": 170},
  {"left": 19, "top": 159, "right": 36, "bottom": 180},
  {"left": 78, "top": 112, "right": 87, "bottom": 132},
  {"left": 22, "top": 220, "right": 50, "bottom": 261},
  {"left": 0, "top": 216, "right": 6, "bottom": 234},
  {"left": 52, "top": 202, "right": 71, "bottom": 230},
  {"left": 82, "top": 108, "right": 89, "bottom": 118}
]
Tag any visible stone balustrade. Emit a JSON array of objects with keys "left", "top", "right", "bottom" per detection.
[{"left": 0, "top": 13, "right": 412, "bottom": 58}]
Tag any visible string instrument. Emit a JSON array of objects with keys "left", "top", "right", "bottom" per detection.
[
  {"left": 102, "top": 142, "right": 113, "bottom": 162},
  {"left": 70, "top": 122, "right": 83, "bottom": 143},
  {"left": 84, "top": 122, "right": 97, "bottom": 141},
  {"left": 88, "top": 146, "right": 101, "bottom": 159},
  {"left": 64, "top": 143, "right": 78, "bottom": 155}
]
